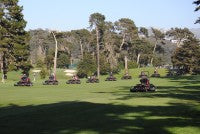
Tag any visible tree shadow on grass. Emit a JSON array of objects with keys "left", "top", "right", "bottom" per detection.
[
  {"left": 113, "top": 80, "right": 200, "bottom": 102},
  {"left": 0, "top": 101, "right": 199, "bottom": 134},
  {"left": 160, "top": 75, "right": 200, "bottom": 80},
  {"left": 114, "top": 75, "right": 200, "bottom": 101},
  {"left": 115, "top": 85, "right": 200, "bottom": 102},
  {"left": 160, "top": 75, "right": 200, "bottom": 85}
]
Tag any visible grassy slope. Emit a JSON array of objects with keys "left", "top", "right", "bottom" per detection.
[{"left": 0, "top": 68, "right": 199, "bottom": 134}]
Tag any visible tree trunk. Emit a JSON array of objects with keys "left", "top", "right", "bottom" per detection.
[
  {"left": 151, "top": 41, "right": 157, "bottom": 65},
  {"left": 52, "top": 32, "right": 58, "bottom": 78},
  {"left": 80, "top": 40, "right": 84, "bottom": 59},
  {"left": 137, "top": 53, "right": 141, "bottom": 68},
  {"left": 124, "top": 56, "right": 128, "bottom": 74},
  {"left": 119, "top": 34, "right": 126, "bottom": 51},
  {"left": 96, "top": 27, "right": 100, "bottom": 78},
  {"left": 92, "top": 51, "right": 95, "bottom": 59},
  {"left": 1, "top": 52, "right": 7, "bottom": 83},
  {"left": 0, "top": 54, "right": 4, "bottom": 83},
  {"left": 150, "top": 58, "right": 154, "bottom": 66},
  {"left": 2, "top": 52, "right": 6, "bottom": 79},
  {"left": 70, "top": 56, "right": 73, "bottom": 66},
  {"left": 1, "top": 68, "right": 4, "bottom": 83}
]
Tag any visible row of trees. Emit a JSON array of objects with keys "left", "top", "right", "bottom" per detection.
[
  {"left": 1, "top": 0, "right": 199, "bottom": 80},
  {"left": 29, "top": 12, "right": 198, "bottom": 78},
  {"left": 29, "top": 16, "right": 165, "bottom": 77},
  {"left": 77, "top": 13, "right": 198, "bottom": 77},
  {"left": 28, "top": 0, "right": 200, "bottom": 78}
]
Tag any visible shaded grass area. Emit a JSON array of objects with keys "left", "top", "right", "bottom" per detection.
[
  {"left": 0, "top": 70, "right": 200, "bottom": 134},
  {"left": 0, "top": 101, "right": 199, "bottom": 134}
]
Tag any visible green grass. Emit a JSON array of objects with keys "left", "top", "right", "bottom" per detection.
[{"left": 0, "top": 68, "right": 200, "bottom": 134}]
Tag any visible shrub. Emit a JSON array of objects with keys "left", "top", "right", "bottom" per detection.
[
  {"left": 39, "top": 68, "right": 48, "bottom": 79},
  {"left": 128, "top": 61, "right": 138, "bottom": 69},
  {"left": 77, "top": 53, "right": 96, "bottom": 78}
]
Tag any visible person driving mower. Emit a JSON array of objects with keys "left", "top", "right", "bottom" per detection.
[
  {"left": 14, "top": 74, "right": 32, "bottom": 86},
  {"left": 66, "top": 75, "right": 81, "bottom": 84},
  {"left": 151, "top": 67, "right": 161, "bottom": 77},
  {"left": 140, "top": 75, "right": 150, "bottom": 91},
  {"left": 43, "top": 73, "right": 58, "bottom": 85},
  {"left": 105, "top": 72, "right": 117, "bottom": 81},
  {"left": 130, "top": 71, "right": 156, "bottom": 92},
  {"left": 21, "top": 74, "right": 29, "bottom": 82},
  {"left": 86, "top": 74, "right": 99, "bottom": 83},
  {"left": 121, "top": 71, "right": 132, "bottom": 80}
]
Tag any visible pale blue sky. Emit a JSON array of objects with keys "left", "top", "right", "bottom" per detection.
[{"left": 19, "top": 0, "right": 199, "bottom": 31}]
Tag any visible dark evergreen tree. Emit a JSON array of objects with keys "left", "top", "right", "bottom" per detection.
[
  {"left": 0, "top": 0, "right": 31, "bottom": 76},
  {"left": 172, "top": 37, "right": 200, "bottom": 74},
  {"left": 57, "top": 53, "right": 70, "bottom": 68},
  {"left": 77, "top": 53, "right": 96, "bottom": 78}
]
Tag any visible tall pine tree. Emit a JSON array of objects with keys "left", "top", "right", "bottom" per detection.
[{"left": 0, "top": 0, "right": 31, "bottom": 79}]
